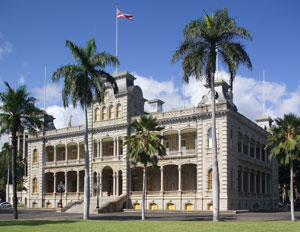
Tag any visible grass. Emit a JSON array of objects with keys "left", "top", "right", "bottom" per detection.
[{"left": 0, "top": 220, "right": 299, "bottom": 232}]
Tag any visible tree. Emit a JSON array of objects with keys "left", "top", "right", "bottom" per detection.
[
  {"left": 124, "top": 116, "right": 166, "bottom": 220},
  {"left": 171, "top": 8, "right": 252, "bottom": 221},
  {"left": 266, "top": 113, "right": 300, "bottom": 221},
  {"left": 0, "top": 143, "right": 25, "bottom": 202},
  {"left": 0, "top": 83, "right": 43, "bottom": 219},
  {"left": 52, "top": 38, "right": 119, "bottom": 220}
]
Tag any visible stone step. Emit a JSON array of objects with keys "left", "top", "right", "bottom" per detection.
[{"left": 65, "top": 196, "right": 118, "bottom": 214}]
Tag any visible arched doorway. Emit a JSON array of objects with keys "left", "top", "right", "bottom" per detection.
[
  {"left": 131, "top": 167, "right": 143, "bottom": 191},
  {"left": 102, "top": 166, "right": 113, "bottom": 196},
  {"left": 45, "top": 172, "right": 54, "bottom": 193}
]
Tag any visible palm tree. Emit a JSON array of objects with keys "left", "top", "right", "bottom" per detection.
[
  {"left": 0, "top": 83, "right": 43, "bottom": 219},
  {"left": 52, "top": 38, "right": 119, "bottom": 220},
  {"left": 124, "top": 116, "right": 166, "bottom": 220},
  {"left": 266, "top": 113, "right": 300, "bottom": 221},
  {"left": 171, "top": 8, "right": 252, "bottom": 221}
]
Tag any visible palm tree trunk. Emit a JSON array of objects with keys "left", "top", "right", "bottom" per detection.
[
  {"left": 290, "top": 159, "right": 295, "bottom": 221},
  {"left": 211, "top": 75, "right": 220, "bottom": 222},
  {"left": 11, "top": 131, "right": 18, "bottom": 219},
  {"left": 142, "top": 165, "right": 146, "bottom": 220},
  {"left": 83, "top": 104, "right": 90, "bottom": 220}
]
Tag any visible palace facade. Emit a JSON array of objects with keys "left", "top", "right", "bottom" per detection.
[{"left": 22, "top": 72, "right": 278, "bottom": 212}]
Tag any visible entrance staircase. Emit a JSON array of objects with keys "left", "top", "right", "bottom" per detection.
[{"left": 65, "top": 194, "right": 127, "bottom": 214}]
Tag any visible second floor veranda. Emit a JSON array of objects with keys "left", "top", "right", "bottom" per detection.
[{"left": 43, "top": 129, "right": 197, "bottom": 167}]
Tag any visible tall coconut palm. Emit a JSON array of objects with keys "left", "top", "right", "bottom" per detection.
[
  {"left": 124, "top": 116, "right": 166, "bottom": 220},
  {"left": 0, "top": 82, "right": 43, "bottom": 219},
  {"left": 171, "top": 8, "right": 252, "bottom": 221},
  {"left": 266, "top": 113, "right": 300, "bottom": 221},
  {"left": 52, "top": 38, "right": 119, "bottom": 220}
]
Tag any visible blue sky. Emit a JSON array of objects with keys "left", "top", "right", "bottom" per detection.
[{"left": 0, "top": 0, "right": 300, "bottom": 133}]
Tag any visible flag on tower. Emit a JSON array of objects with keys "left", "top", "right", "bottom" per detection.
[{"left": 117, "top": 8, "right": 134, "bottom": 21}]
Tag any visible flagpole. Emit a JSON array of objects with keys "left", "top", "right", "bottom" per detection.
[
  {"left": 44, "top": 65, "right": 47, "bottom": 111},
  {"left": 116, "top": 4, "right": 118, "bottom": 73},
  {"left": 263, "top": 69, "right": 265, "bottom": 115}
]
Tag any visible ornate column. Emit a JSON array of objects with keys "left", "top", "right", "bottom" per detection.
[
  {"left": 116, "top": 173, "right": 120, "bottom": 196},
  {"left": 97, "top": 139, "right": 100, "bottom": 158},
  {"left": 76, "top": 171, "right": 80, "bottom": 193},
  {"left": 53, "top": 172, "right": 56, "bottom": 194},
  {"left": 100, "top": 139, "right": 103, "bottom": 160},
  {"left": 114, "top": 138, "right": 117, "bottom": 157},
  {"left": 160, "top": 166, "right": 164, "bottom": 192},
  {"left": 92, "top": 140, "right": 95, "bottom": 160},
  {"left": 54, "top": 145, "right": 57, "bottom": 164},
  {"left": 99, "top": 172, "right": 102, "bottom": 197},
  {"left": 178, "top": 165, "right": 182, "bottom": 192},
  {"left": 65, "top": 144, "right": 68, "bottom": 162},
  {"left": 77, "top": 143, "right": 80, "bottom": 161},
  {"left": 17, "top": 135, "right": 20, "bottom": 152},
  {"left": 113, "top": 173, "right": 116, "bottom": 196},
  {"left": 22, "top": 133, "right": 26, "bottom": 159},
  {"left": 178, "top": 131, "right": 182, "bottom": 153},
  {"left": 65, "top": 172, "right": 68, "bottom": 193}
]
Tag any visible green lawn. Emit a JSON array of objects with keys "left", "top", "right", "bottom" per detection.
[{"left": 0, "top": 220, "right": 299, "bottom": 232}]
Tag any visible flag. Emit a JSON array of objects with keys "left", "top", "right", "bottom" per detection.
[{"left": 117, "top": 9, "right": 134, "bottom": 21}]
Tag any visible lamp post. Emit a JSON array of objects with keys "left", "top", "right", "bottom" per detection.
[
  {"left": 57, "top": 181, "right": 65, "bottom": 209},
  {"left": 94, "top": 175, "right": 101, "bottom": 209}
]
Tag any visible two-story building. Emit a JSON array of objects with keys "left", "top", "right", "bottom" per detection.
[{"left": 24, "top": 72, "right": 278, "bottom": 211}]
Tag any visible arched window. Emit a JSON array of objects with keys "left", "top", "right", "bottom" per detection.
[
  {"left": 250, "top": 138, "right": 255, "bottom": 157},
  {"left": 243, "top": 135, "right": 249, "bottom": 155},
  {"left": 102, "top": 107, "right": 107, "bottom": 120},
  {"left": 238, "top": 132, "right": 242, "bottom": 153},
  {"left": 229, "top": 129, "right": 234, "bottom": 149},
  {"left": 33, "top": 149, "right": 38, "bottom": 163},
  {"left": 256, "top": 142, "right": 261, "bottom": 160},
  {"left": 261, "top": 144, "right": 266, "bottom": 161},
  {"left": 95, "top": 108, "right": 100, "bottom": 122},
  {"left": 185, "top": 203, "right": 194, "bottom": 211},
  {"left": 117, "top": 104, "right": 122, "bottom": 118},
  {"left": 208, "top": 128, "right": 212, "bottom": 149},
  {"left": 238, "top": 168, "right": 242, "bottom": 192},
  {"left": 33, "top": 178, "right": 38, "bottom": 193},
  {"left": 109, "top": 106, "right": 114, "bottom": 119},
  {"left": 208, "top": 169, "right": 212, "bottom": 190},
  {"left": 134, "top": 203, "right": 141, "bottom": 210}
]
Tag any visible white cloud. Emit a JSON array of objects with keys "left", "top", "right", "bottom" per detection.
[
  {"left": 133, "top": 72, "right": 185, "bottom": 111},
  {"left": 0, "top": 35, "right": 12, "bottom": 59},
  {"left": 17, "top": 75, "right": 25, "bottom": 85},
  {"left": 33, "top": 83, "right": 63, "bottom": 107},
  {"left": 46, "top": 105, "right": 84, "bottom": 129},
  {"left": 132, "top": 71, "right": 300, "bottom": 121},
  {"left": 35, "top": 71, "right": 299, "bottom": 132}
]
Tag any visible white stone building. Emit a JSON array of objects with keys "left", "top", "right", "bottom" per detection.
[{"left": 23, "top": 72, "right": 278, "bottom": 211}]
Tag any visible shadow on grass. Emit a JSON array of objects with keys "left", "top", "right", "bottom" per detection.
[
  {"left": 88, "top": 213, "right": 237, "bottom": 222},
  {"left": 0, "top": 220, "right": 78, "bottom": 227}
]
